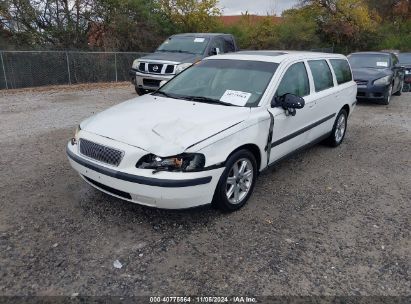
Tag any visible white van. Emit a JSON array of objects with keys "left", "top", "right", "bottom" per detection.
[{"left": 67, "top": 51, "right": 357, "bottom": 211}]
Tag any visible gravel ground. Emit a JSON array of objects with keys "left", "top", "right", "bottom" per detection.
[{"left": 0, "top": 83, "right": 410, "bottom": 296}]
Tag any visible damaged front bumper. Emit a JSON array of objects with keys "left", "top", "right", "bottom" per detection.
[{"left": 66, "top": 133, "right": 224, "bottom": 209}]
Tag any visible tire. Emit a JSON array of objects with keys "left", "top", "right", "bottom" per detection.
[
  {"left": 135, "top": 86, "right": 147, "bottom": 95},
  {"left": 325, "top": 109, "right": 348, "bottom": 147},
  {"left": 381, "top": 84, "right": 393, "bottom": 105},
  {"left": 394, "top": 80, "right": 403, "bottom": 96},
  {"left": 213, "top": 149, "right": 258, "bottom": 212}
]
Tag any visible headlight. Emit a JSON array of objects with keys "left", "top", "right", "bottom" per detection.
[
  {"left": 175, "top": 63, "right": 192, "bottom": 74},
  {"left": 405, "top": 70, "right": 410, "bottom": 75},
  {"left": 71, "top": 125, "right": 81, "bottom": 145},
  {"left": 136, "top": 153, "right": 205, "bottom": 172},
  {"left": 132, "top": 59, "right": 140, "bottom": 70},
  {"left": 373, "top": 75, "right": 391, "bottom": 86}
]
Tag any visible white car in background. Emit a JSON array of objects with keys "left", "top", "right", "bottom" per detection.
[{"left": 67, "top": 51, "right": 357, "bottom": 211}]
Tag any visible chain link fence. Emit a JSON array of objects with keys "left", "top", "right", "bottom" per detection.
[{"left": 0, "top": 51, "right": 148, "bottom": 90}]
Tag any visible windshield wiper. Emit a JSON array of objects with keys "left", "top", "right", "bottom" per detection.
[
  {"left": 153, "top": 90, "right": 173, "bottom": 98},
  {"left": 182, "top": 95, "right": 239, "bottom": 107},
  {"left": 157, "top": 50, "right": 195, "bottom": 54}
]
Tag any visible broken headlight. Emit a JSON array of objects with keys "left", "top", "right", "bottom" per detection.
[{"left": 136, "top": 153, "right": 206, "bottom": 172}]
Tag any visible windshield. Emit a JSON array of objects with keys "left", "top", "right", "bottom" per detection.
[
  {"left": 398, "top": 53, "right": 411, "bottom": 64},
  {"left": 348, "top": 54, "right": 391, "bottom": 69},
  {"left": 155, "top": 59, "right": 278, "bottom": 107},
  {"left": 157, "top": 36, "right": 209, "bottom": 55}
]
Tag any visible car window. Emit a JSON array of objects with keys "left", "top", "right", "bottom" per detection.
[
  {"left": 348, "top": 54, "right": 391, "bottom": 69},
  {"left": 392, "top": 54, "right": 399, "bottom": 66},
  {"left": 159, "top": 59, "right": 278, "bottom": 107},
  {"left": 276, "top": 62, "right": 310, "bottom": 97},
  {"left": 223, "top": 36, "right": 236, "bottom": 53},
  {"left": 157, "top": 37, "right": 209, "bottom": 55},
  {"left": 330, "top": 59, "right": 352, "bottom": 85},
  {"left": 308, "top": 60, "right": 334, "bottom": 92},
  {"left": 209, "top": 38, "right": 226, "bottom": 54}
]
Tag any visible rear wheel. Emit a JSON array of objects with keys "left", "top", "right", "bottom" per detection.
[
  {"left": 325, "top": 109, "right": 348, "bottom": 147},
  {"left": 213, "top": 150, "right": 257, "bottom": 212},
  {"left": 381, "top": 83, "right": 393, "bottom": 105}
]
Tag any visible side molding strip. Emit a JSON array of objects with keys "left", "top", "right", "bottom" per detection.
[{"left": 271, "top": 113, "right": 336, "bottom": 148}]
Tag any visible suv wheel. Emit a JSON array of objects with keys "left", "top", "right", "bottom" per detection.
[
  {"left": 325, "top": 109, "right": 348, "bottom": 147},
  {"left": 213, "top": 150, "right": 257, "bottom": 212},
  {"left": 135, "top": 86, "right": 147, "bottom": 95},
  {"left": 381, "top": 84, "right": 393, "bottom": 105}
]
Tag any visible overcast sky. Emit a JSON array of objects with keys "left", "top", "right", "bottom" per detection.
[{"left": 218, "top": 0, "right": 300, "bottom": 16}]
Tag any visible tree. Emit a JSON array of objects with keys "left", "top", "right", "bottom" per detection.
[
  {"left": 1, "top": 0, "right": 93, "bottom": 49},
  {"left": 301, "top": 0, "right": 378, "bottom": 51},
  {"left": 158, "top": 0, "right": 221, "bottom": 32}
]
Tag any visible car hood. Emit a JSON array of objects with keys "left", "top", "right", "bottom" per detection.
[
  {"left": 139, "top": 51, "right": 203, "bottom": 64},
  {"left": 351, "top": 67, "right": 392, "bottom": 81},
  {"left": 81, "top": 94, "right": 250, "bottom": 156}
]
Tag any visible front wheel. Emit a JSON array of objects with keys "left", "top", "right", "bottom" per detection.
[
  {"left": 394, "top": 80, "right": 403, "bottom": 96},
  {"left": 325, "top": 109, "right": 348, "bottom": 147},
  {"left": 381, "top": 84, "right": 393, "bottom": 105},
  {"left": 135, "top": 86, "right": 148, "bottom": 95},
  {"left": 213, "top": 150, "right": 257, "bottom": 211}
]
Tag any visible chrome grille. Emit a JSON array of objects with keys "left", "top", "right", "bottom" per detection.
[
  {"left": 139, "top": 62, "right": 175, "bottom": 74},
  {"left": 79, "top": 139, "right": 124, "bottom": 167}
]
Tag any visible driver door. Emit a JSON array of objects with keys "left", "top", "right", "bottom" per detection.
[{"left": 268, "top": 61, "right": 316, "bottom": 164}]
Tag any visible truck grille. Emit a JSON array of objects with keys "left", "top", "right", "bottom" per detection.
[
  {"left": 79, "top": 139, "right": 124, "bottom": 167},
  {"left": 139, "top": 62, "right": 175, "bottom": 74},
  {"left": 148, "top": 63, "right": 164, "bottom": 73},
  {"left": 143, "top": 78, "right": 161, "bottom": 87}
]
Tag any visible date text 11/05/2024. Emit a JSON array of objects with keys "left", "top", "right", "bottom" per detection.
[{"left": 149, "top": 296, "right": 257, "bottom": 303}]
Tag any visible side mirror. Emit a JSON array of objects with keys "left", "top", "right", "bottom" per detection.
[
  {"left": 210, "top": 47, "right": 220, "bottom": 56},
  {"left": 271, "top": 93, "right": 305, "bottom": 116}
]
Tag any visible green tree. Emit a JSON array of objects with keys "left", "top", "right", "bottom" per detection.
[{"left": 158, "top": 0, "right": 221, "bottom": 32}]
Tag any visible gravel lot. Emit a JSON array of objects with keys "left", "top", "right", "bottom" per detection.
[{"left": 0, "top": 83, "right": 410, "bottom": 296}]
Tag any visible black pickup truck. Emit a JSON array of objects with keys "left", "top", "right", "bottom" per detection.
[{"left": 129, "top": 33, "right": 239, "bottom": 95}]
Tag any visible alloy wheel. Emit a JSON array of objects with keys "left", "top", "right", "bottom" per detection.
[
  {"left": 225, "top": 158, "right": 254, "bottom": 205},
  {"left": 335, "top": 114, "right": 346, "bottom": 143}
]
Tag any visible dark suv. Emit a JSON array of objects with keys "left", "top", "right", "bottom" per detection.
[
  {"left": 398, "top": 53, "right": 411, "bottom": 92},
  {"left": 348, "top": 52, "right": 404, "bottom": 105},
  {"left": 129, "top": 33, "right": 238, "bottom": 95}
]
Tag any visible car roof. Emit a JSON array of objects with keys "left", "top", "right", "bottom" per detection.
[
  {"left": 349, "top": 51, "right": 392, "bottom": 56},
  {"left": 205, "top": 50, "right": 347, "bottom": 64},
  {"left": 171, "top": 33, "right": 231, "bottom": 38}
]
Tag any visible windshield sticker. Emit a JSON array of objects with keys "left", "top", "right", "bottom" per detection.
[
  {"left": 377, "top": 61, "right": 388, "bottom": 67},
  {"left": 220, "top": 90, "right": 252, "bottom": 106},
  {"left": 194, "top": 38, "right": 205, "bottom": 43}
]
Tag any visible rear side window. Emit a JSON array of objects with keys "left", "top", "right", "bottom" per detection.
[
  {"left": 308, "top": 60, "right": 334, "bottom": 92},
  {"left": 330, "top": 59, "right": 352, "bottom": 84},
  {"left": 223, "top": 36, "right": 236, "bottom": 52},
  {"left": 276, "top": 62, "right": 310, "bottom": 97}
]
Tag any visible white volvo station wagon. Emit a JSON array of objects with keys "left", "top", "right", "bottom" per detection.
[{"left": 67, "top": 51, "right": 357, "bottom": 211}]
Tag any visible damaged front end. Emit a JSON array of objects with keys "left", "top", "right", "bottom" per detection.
[{"left": 136, "top": 153, "right": 206, "bottom": 173}]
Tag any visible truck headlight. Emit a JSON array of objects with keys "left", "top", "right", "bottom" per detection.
[
  {"left": 373, "top": 76, "right": 391, "bottom": 86},
  {"left": 136, "top": 153, "right": 205, "bottom": 172},
  {"left": 132, "top": 59, "right": 140, "bottom": 70},
  {"left": 175, "top": 63, "right": 192, "bottom": 74}
]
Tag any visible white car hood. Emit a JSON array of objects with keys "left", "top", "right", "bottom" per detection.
[{"left": 81, "top": 94, "right": 250, "bottom": 156}]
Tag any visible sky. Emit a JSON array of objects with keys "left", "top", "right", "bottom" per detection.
[{"left": 218, "top": 0, "right": 300, "bottom": 16}]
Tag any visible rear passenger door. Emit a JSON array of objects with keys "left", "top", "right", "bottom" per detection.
[{"left": 306, "top": 59, "right": 338, "bottom": 141}]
